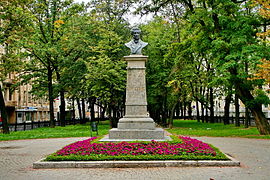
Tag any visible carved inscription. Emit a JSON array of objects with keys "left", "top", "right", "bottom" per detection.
[{"left": 126, "top": 67, "right": 147, "bottom": 105}]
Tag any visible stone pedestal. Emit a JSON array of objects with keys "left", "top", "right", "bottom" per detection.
[{"left": 108, "top": 55, "right": 165, "bottom": 140}]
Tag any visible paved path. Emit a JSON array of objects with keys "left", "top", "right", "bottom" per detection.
[{"left": 0, "top": 136, "right": 269, "bottom": 180}]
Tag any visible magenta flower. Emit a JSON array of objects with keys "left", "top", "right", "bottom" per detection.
[{"left": 55, "top": 136, "right": 217, "bottom": 157}]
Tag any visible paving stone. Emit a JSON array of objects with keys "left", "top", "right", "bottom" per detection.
[{"left": 0, "top": 137, "right": 269, "bottom": 180}]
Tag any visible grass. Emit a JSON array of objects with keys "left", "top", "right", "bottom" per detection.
[
  {"left": 1, "top": 119, "right": 270, "bottom": 141},
  {"left": 0, "top": 121, "right": 110, "bottom": 141},
  {"left": 167, "top": 120, "right": 270, "bottom": 139}
]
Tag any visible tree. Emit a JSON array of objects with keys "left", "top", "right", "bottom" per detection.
[
  {"left": 251, "top": 0, "right": 270, "bottom": 90},
  {"left": 209, "top": 1, "right": 270, "bottom": 134},
  {"left": 85, "top": 22, "right": 127, "bottom": 127},
  {"left": 20, "top": 0, "right": 87, "bottom": 127},
  {"left": 136, "top": 0, "right": 270, "bottom": 134},
  {"left": 253, "top": 59, "right": 270, "bottom": 91},
  {"left": 140, "top": 17, "right": 176, "bottom": 126},
  {"left": 83, "top": 0, "right": 130, "bottom": 127},
  {"left": 0, "top": 0, "right": 32, "bottom": 134}
]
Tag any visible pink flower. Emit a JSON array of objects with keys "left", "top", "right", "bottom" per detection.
[{"left": 55, "top": 136, "right": 216, "bottom": 157}]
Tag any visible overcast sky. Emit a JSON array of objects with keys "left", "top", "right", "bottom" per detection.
[{"left": 73, "top": 0, "right": 153, "bottom": 26}]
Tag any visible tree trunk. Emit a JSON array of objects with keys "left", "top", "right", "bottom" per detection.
[
  {"left": 117, "top": 105, "right": 121, "bottom": 119},
  {"left": 187, "top": 101, "right": 192, "bottom": 119},
  {"left": 196, "top": 100, "right": 200, "bottom": 122},
  {"left": 209, "top": 87, "right": 215, "bottom": 123},
  {"left": 180, "top": 102, "right": 183, "bottom": 118},
  {"left": 235, "top": 79, "right": 270, "bottom": 134},
  {"left": 108, "top": 105, "right": 113, "bottom": 128},
  {"left": 245, "top": 107, "right": 249, "bottom": 128},
  {"left": 72, "top": 97, "right": 75, "bottom": 120},
  {"left": 200, "top": 86, "right": 205, "bottom": 123},
  {"left": 149, "top": 108, "right": 155, "bottom": 121},
  {"left": 81, "top": 98, "right": 86, "bottom": 124},
  {"left": 55, "top": 71, "right": 65, "bottom": 127},
  {"left": 48, "top": 67, "right": 55, "bottom": 128},
  {"left": 111, "top": 105, "right": 118, "bottom": 128},
  {"left": 76, "top": 98, "right": 82, "bottom": 123},
  {"left": 59, "top": 90, "right": 65, "bottom": 127},
  {"left": 0, "top": 85, "right": 9, "bottom": 134},
  {"left": 205, "top": 105, "right": 208, "bottom": 123},
  {"left": 235, "top": 93, "right": 240, "bottom": 127},
  {"left": 175, "top": 101, "right": 180, "bottom": 119},
  {"left": 250, "top": 106, "right": 270, "bottom": 134},
  {"left": 183, "top": 102, "right": 186, "bottom": 119},
  {"left": 161, "top": 94, "right": 168, "bottom": 125},
  {"left": 121, "top": 96, "right": 125, "bottom": 117},
  {"left": 201, "top": 102, "right": 205, "bottom": 123},
  {"left": 169, "top": 101, "right": 178, "bottom": 129},
  {"left": 101, "top": 104, "right": 106, "bottom": 120},
  {"left": 244, "top": 62, "right": 250, "bottom": 128},
  {"left": 224, "top": 93, "right": 232, "bottom": 125},
  {"left": 205, "top": 90, "right": 209, "bottom": 123},
  {"left": 151, "top": 109, "right": 161, "bottom": 124},
  {"left": 90, "top": 97, "right": 95, "bottom": 122}
]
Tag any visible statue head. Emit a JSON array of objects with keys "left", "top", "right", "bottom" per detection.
[
  {"left": 131, "top": 27, "right": 141, "bottom": 42},
  {"left": 125, "top": 27, "right": 148, "bottom": 55}
]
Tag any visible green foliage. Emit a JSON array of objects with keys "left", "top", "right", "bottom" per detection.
[
  {"left": 45, "top": 152, "right": 228, "bottom": 161},
  {"left": 20, "top": 0, "right": 89, "bottom": 94},
  {"left": 246, "top": 89, "right": 270, "bottom": 107},
  {"left": 0, "top": 0, "right": 34, "bottom": 134},
  {"left": 140, "top": 17, "right": 179, "bottom": 122},
  {"left": 82, "top": 10, "right": 129, "bottom": 113},
  {"left": 59, "top": 0, "right": 131, "bottom": 119},
  {"left": 136, "top": 0, "right": 270, "bottom": 133},
  {"left": 86, "top": 55, "right": 126, "bottom": 104},
  {"left": 2, "top": 0, "right": 270, "bottom": 133},
  {"left": 0, "top": 0, "right": 31, "bottom": 80},
  {"left": 1, "top": 0, "right": 131, "bottom": 128}
]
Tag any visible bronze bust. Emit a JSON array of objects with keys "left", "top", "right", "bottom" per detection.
[{"left": 125, "top": 27, "right": 148, "bottom": 55}]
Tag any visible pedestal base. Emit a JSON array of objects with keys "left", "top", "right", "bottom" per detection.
[
  {"left": 117, "top": 117, "right": 156, "bottom": 129},
  {"left": 108, "top": 128, "right": 165, "bottom": 140},
  {"left": 104, "top": 55, "right": 167, "bottom": 141}
]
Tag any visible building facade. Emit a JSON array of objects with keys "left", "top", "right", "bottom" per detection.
[
  {"left": 1, "top": 73, "right": 56, "bottom": 124},
  {"left": 191, "top": 95, "right": 270, "bottom": 119}
]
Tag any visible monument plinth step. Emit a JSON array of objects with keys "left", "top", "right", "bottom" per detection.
[
  {"left": 108, "top": 128, "right": 165, "bottom": 140},
  {"left": 118, "top": 117, "right": 156, "bottom": 129}
]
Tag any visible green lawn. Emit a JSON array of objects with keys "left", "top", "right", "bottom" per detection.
[
  {"left": 167, "top": 120, "right": 270, "bottom": 139},
  {"left": 0, "top": 121, "right": 110, "bottom": 141},
  {"left": 1, "top": 119, "right": 270, "bottom": 141}
]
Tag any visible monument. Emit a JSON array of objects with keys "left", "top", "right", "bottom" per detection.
[{"left": 105, "top": 27, "right": 166, "bottom": 141}]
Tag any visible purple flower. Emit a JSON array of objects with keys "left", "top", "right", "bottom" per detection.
[{"left": 55, "top": 136, "right": 216, "bottom": 157}]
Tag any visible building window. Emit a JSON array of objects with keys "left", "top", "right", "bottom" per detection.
[
  {"left": 8, "top": 88, "right": 12, "bottom": 101},
  {"left": 4, "top": 88, "right": 8, "bottom": 100},
  {"left": 17, "top": 112, "right": 23, "bottom": 123},
  {"left": 28, "top": 93, "right": 31, "bottom": 102},
  {"left": 18, "top": 89, "right": 21, "bottom": 104},
  {"left": 24, "top": 91, "right": 27, "bottom": 103}
]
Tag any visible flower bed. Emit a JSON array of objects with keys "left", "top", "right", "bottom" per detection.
[{"left": 45, "top": 136, "right": 229, "bottom": 161}]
